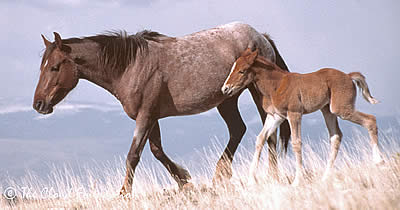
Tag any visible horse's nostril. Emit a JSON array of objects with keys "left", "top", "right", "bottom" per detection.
[{"left": 34, "top": 100, "right": 43, "bottom": 111}]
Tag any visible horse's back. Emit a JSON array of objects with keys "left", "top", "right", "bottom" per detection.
[{"left": 155, "top": 22, "right": 276, "bottom": 116}]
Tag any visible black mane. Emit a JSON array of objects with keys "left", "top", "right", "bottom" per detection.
[{"left": 63, "top": 30, "right": 172, "bottom": 77}]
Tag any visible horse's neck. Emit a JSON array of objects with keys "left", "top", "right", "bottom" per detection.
[{"left": 70, "top": 42, "right": 120, "bottom": 97}]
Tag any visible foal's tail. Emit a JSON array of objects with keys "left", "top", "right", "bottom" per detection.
[{"left": 349, "top": 72, "right": 379, "bottom": 104}]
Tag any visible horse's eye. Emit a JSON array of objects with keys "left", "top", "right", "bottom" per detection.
[
  {"left": 51, "top": 66, "right": 59, "bottom": 72},
  {"left": 239, "top": 70, "right": 245, "bottom": 74}
]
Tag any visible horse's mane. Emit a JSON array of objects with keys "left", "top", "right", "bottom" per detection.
[{"left": 62, "top": 30, "right": 174, "bottom": 77}]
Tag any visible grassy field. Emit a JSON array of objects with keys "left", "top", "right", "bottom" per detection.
[{"left": 2, "top": 135, "right": 400, "bottom": 209}]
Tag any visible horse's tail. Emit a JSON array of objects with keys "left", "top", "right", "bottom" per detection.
[
  {"left": 262, "top": 33, "right": 291, "bottom": 155},
  {"left": 349, "top": 72, "right": 379, "bottom": 104}
]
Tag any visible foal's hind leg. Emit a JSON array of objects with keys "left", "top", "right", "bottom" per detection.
[
  {"left": 287, "top": 112, "right": 304, "bottom": 186},
  {"left": 321, "top": 105, "right": 343, "bottom": 181},
  {"left": 339, "top": 111, "right": 384, "bottom": 164},
  {"left": 149, "top": 121, "right": 191, "bottom": 189},
  {"left": 213, "top": 94, "right": 246, "bottom": 182},
  {"left": 249, "top": 114, "right": 284, "bottom": 183}
]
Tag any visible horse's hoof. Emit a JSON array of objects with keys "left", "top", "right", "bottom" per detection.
[{"left": 182, "top": 182, "right": 196, "bottom": 192}]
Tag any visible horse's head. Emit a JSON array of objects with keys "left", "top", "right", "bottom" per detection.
[
  {"left": 33, "top": 32, "right": 78, "bottom": 114},
  {"left": 221, "top": 48, "right": 258, "bottom": 96}
]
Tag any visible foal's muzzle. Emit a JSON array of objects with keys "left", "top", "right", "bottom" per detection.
[
  {"left": 221, "top": 85, "right": 234, "bottom": 96},
  {"left": 33, "top": 100, "right": 53, "bottom": 114}
]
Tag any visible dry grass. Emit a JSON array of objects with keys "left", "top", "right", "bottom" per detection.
[{"left": 2, "top": 135, "right": 400, "bottom": 210}]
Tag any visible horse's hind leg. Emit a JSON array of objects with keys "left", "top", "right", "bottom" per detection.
[
  {"left": 149, "top": 121, "right": 191, "bottom": 189},
  {"left": 321, "top": 105, "right": 343, "bottom": 181},
  {"left": 249, "top": 114, "right": 284, "bottom": 183},
  {"left": 213, "top": 94, "right": 246, "bottom": 182},
  {"left": 339, "top": 110, "right": 384, "bottom": 164}
]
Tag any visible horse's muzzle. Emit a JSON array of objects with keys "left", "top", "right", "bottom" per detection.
[{"left": 33, "top": 100, "right": 53, "bottom": 114}]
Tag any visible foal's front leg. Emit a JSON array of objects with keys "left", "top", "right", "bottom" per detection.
[
  {"left": 287, "top": 112, "right": 303, "bottom": 186},
  {"left": 249, "top": 114, "right": 284, "bottom": 183}
]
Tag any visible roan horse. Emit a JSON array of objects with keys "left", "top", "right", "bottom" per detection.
[
  {"left": 221, "top": 48, "right": 384, "bottom": 186},
  {"left": 32, "top": 22, "right": 291, "bottom": 195}
]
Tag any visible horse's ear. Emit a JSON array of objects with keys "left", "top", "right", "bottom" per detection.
[
  {"left": 41, "top": 34, "right": 51, "bottom": 48},
  {"left": 246, "top": 48, "right": 258, "bottom": 65},
  {"left": 53, "top": 32, "right": 63, "bottom": 49}
]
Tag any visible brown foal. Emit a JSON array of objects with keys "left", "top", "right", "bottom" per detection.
[{"left": 221, "top": 48, "right": 383, "bottom": 185}]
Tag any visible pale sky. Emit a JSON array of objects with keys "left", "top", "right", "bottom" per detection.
[{"left": 1, "top": 0, "right": 399, "bottom": 115}]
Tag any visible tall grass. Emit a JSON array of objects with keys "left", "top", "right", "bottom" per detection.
[{"left": 1, "top": 134, "right": 400, "bottom": 209}]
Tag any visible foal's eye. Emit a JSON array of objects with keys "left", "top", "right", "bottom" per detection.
[
  {"left": 239, "top": 70, "right": 245, "bottom": 74},
  {"left": 51, "top": 66, "right": 59, "bottom": 72}
]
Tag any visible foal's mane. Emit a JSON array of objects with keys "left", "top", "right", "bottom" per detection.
[
  {"left": 62, "top": 30, "right": 174, "bottom": 77},
  {"left": 254, "top": 55, "right": 288, "bottom": 73}
]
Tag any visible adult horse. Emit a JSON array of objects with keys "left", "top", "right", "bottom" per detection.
[{"left": 32, "top": 22, "right": 290, "bottom": 195}]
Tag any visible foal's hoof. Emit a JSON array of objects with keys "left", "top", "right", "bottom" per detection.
[
  {"left": 119, "top": 192, "right": 132, "bottom": 200},
  {"left": 291, "top": 175, "right": 304, "bottom": 187},
  {"left": 247, "top": 175, "right": 259, "bottom": 186},
  {"left": 374, "top": 159, "right": 385, "bottom": 166},
  {"left": 119, "top": 186, "right": 133, "bottom": 199}
]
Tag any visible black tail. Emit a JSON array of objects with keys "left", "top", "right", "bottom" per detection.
[
  {"left": 262, "top": 33, "right": 289, "bottom": 72},
  {"left": 262, "top": 33, "right": 291, "bottom": 155}
]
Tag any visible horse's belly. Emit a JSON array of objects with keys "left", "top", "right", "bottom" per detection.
[{"left": 159, "top": 89, "right": 227, "bottom": 117}]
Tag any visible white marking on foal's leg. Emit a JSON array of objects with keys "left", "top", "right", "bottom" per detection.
[
  {"left": 322, "top": 134, "right": 341, "bottom": 181},
  {"left": 249, "top": 114, "right": 283, "bottom": 184},
  {"left": 372, "top": 144, "right": 384, "bottom": 164}
]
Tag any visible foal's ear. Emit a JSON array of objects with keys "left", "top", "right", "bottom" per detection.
[
  {"left": 53, "top": 32, "right": 63, "bottom": 49},
  {"left": 245, "top": 49, "right": 258, "bottom": 65},
  {"left": 41, "top": 34, "right": 51, "bottom": 48},
  {"left": 241, "top": 48, "right": 253, "bottom": 56}
]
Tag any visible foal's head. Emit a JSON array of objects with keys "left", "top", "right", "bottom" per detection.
[
  {"left": 33, "top": 33, "right": 79, "bottom": 114},
  {"left": 221, "top": 48, "right": 258, "bottom": 96}
]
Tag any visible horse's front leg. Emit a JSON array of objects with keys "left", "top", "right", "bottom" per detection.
[
  {"left": 120, "top": 112, "right": 156, "bottom": 196},
  {"left": 213, "top": 95, "right": 246, "bottom": 183}
]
